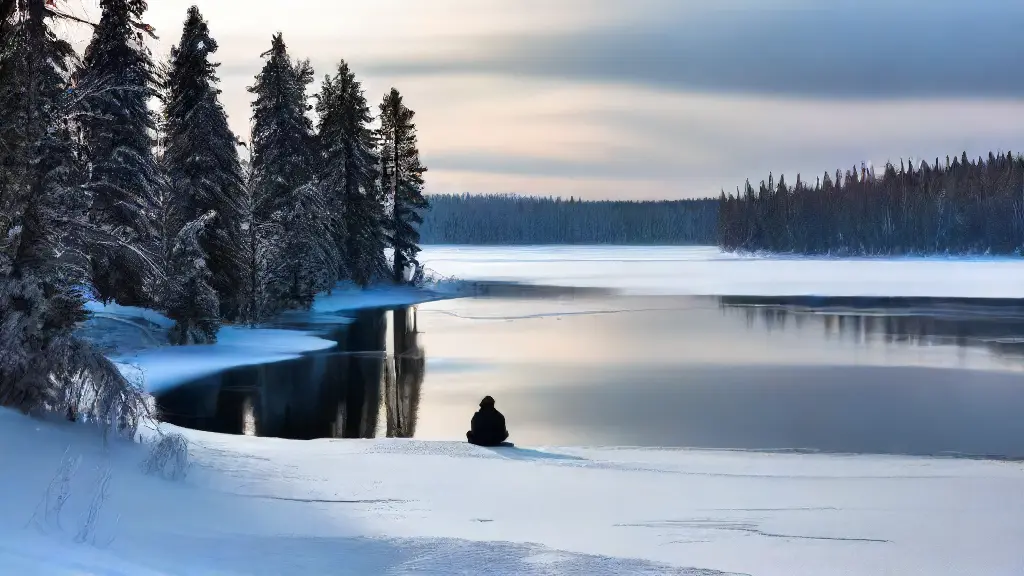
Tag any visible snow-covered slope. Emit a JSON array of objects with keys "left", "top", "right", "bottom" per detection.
[
  {"left": 3, "top": 409, "right": 1022, "bottom": 575},
  {"left": 420, "top": 245, "right": 1024, "bottom": 298}
]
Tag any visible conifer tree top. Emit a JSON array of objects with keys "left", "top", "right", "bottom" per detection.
[{"left": 167, "top": 6, "right": 222, "bottom": 99}]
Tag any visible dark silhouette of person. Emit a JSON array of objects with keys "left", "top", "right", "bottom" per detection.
[{"left": 467, "top": 396, "right": 509, "bottom": 446}]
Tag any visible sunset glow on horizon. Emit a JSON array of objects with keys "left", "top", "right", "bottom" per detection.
[{"left": 63, "top": 0, "right": 1024, "bottom": 200}]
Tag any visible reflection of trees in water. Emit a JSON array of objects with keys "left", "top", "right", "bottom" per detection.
[
  {"left": 155, "top": 306, "right": 428, "bottom": 440},
  {"left": 720, "top": 296, "right": 1024, "bottom": 361},
  {"left": 239, "top": 311, "right": 389, "bottom": 440},
  {"left": 329, "top": 309, "right": 387, "bottom": 439},
  {"left": 384, "top": 307, "right": 424, "bottom": 438}
]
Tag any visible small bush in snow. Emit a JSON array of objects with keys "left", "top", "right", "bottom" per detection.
[
  {"left": 414, "top": 265, "right": 460, "bottom": 291},
  {"left": 142, "top": 432, "right": 190, "bottom": 481},
  {"left": 75, "top": 465, "right": 117, "bottom": 546},
  {"left": 29, "top": 447, "right": 81, "bottom": 532}
]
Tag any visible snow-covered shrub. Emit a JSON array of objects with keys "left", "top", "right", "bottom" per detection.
[
  {"left": 49, "top": 342, "right": 150, "bottom": 442},
  {"left": 413, "top": 265, "right": 458, "bottom": 290},
  {"left": 0, "top": 278, "right": 150, "bottom": 441},
  {"left": 410, "top": 263, "right": 426, "bottom": 287},
  {"left": 141, "top": 432, "right": 190, "bottom": 481}
]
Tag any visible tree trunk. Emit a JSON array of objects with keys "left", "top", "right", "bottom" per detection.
[{"left": 389, "top": 157, "right": 404, "bottom": 284}]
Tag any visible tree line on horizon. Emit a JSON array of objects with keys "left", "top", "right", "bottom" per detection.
[
  {"left": 419, "top": 193, "right": 717, "bottom": 245},
  {"left": 418, "top": 150, "right": 1024, "bottom": 256},
  {"left": 0, "top": 0, "right": 427, "bottom": 423},
  {"left": 717, "top": 153, "right": 1024, "bottom": 255},
  {"left": 424, "top": 152, "right": 1024, "bottom": 256}
]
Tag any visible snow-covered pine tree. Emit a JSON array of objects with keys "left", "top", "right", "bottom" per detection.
[
  {"left": 378, "top": 88, "right": 428, "bottom": 284},
  {"left": 236, "top": 157, "right": 284, "bottom": 325},
  {"left": 162, "top": 6, "right": 246, "bottom": 319},
  {"left": 285, "top": 176, "right": 338, "bottom": 308},
  {"left": 0, "top": 0, "right": 28, "bottom": 222},
  {"left": 152, "top": 148, "right": 180, "bottom": 309},
  {"left": 0, "top": 0, "right": 145, "bottom": 430},
  {"left": 314, "top": 68, "right": 348, "bottom": 280},
  {"left": 165, "top": 211, "right": 219, "bottom": 344},
  {"left": 248, "top": 33, "right": 337, "bottom": 311},
  {"left": 76, "top": 0, "right": 161, "bottom": 306},
  {"left": 152, "top": 56, "right": 180, "bottom": 304},
  {"left": 154, "top": 55, "right": 218, "bottom": 342},
  {"left": 316, "top": 61, "right": 388, "bottom": 287}
]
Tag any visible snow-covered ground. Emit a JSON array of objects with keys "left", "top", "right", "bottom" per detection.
[
  {"left": 2, "top": 409, "right": 1022, "bottom": 576},
  {"left": 420, "top": 245, "right": 1024, "bottom": 298}
]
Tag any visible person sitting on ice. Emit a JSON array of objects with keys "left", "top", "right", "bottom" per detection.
[{"left": 467, "top": 396, "right": 509, "bottom": 447}]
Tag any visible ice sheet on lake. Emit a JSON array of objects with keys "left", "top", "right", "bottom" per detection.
[
  {"left": 311, "top": 282, "right": 455, "bottom": 314},
  {"left": 420, "top": 245, "right": 1024, "bottom": 298}
]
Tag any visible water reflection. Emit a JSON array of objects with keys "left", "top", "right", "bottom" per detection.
[
  {"left": 409, "top": 293, "right": 1024, "bottom": 456},
  {"left": 719, "top": 295, "right": 1024, "bottom": 362},
  {"left": 155, "top": 307, "right": 424, "bottom": 440},
  {"left": 384, "top": 307, "right": 424, "bottom": 438}
]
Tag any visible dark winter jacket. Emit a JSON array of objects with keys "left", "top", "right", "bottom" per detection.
[{"left": 467, "top": 405, "right": 509, "bottom": 447}]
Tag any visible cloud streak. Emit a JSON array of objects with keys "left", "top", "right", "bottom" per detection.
[
  {"left": 364, "top": 1, "right": 1024, "bottom": 99},
  {"left": 68, "top": 0, "right": 1024, "bottom": 199}
]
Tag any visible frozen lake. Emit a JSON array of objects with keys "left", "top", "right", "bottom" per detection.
[
  {"left": 418, "top": 245, "right": 1024, "bottom": 298},
  {"left": 156, "top": 246, "right": 1024, "bottom": 457}
]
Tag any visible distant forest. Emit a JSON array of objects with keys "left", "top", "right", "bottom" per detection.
[
  {"left": 718, "top": 152, "right": 1024, "bottom": 255},
  {"left": 424, "top": 151, "right": 1024, "bottom": 255},
  {"left": 419, "top": 193, "right": 718, "bottom": 245}
]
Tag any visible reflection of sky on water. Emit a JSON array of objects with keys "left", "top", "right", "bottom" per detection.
[
  {"left": 414, "top": 295, "right": 1024, "bottom": 456},
  {"left": 418, "top": 296, "right": 1014, "bottom": 371}
]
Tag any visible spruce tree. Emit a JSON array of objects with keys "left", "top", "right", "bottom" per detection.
[
  {"left": 316, "top": 61, "right": 388, "bottom": 287},
  {"left": 379, "top": 88, "right": 428, "bottom": 284},
  {"left": 165, "top": 211, "right": 220, "bottom": 344},
  {"left": 0, "top": 0, "right": 143, "bottom": 428},
  {"left": 162, "top": 6, "right": 245, "bottom": 320},
  {"left": 76, "top": 0, "right": 161, "bottom": 306},
  {"left": 154, "top": 64, "right": 218, "bottom": 343},
  {"left": 236, "top": 158, "right": 284, "bottom": 325},
  {"left": 248, "top": 33, "right": 337, "bottom": 311},
  {"left": 152, "top": 111, "right": 180, "bottom": 310},
  {"left": 0, "top": 1, "right": 28, "bottom": 222}
]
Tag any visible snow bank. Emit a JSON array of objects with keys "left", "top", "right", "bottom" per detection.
[
  {"left": 114, "top": 326, "right": 337, "bottom": 393},
  {"left": 2, "top": 408, "right": 1021, "bottom": 575},
  {"left": 420, "top": 245, "right": 1024, "bottom": 298},
  {"left": 84, "top": 298, "right": 339, "bottom": 393},
  {"left": 82, "top": 282, "right": 458, "bottom": 393},
  {"left": 83, "top": 300, "right": 176, "bottom": 330}
]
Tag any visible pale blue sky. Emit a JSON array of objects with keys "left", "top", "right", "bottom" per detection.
[{"left": 68, "top": 0, "right": 1024, "bottom": 199}]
